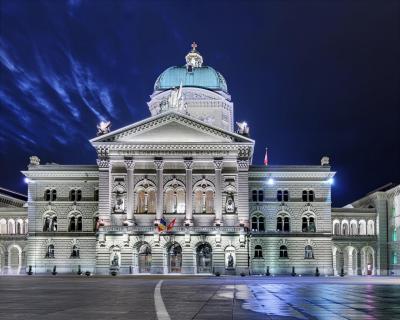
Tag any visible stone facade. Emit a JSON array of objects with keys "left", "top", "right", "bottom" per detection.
[{"left": 0, "top": 45, "right": 398, "bottom": 276}]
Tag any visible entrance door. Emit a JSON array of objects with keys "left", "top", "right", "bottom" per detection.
[
  {"left": 138, "top": 244, "right": 152, "bottom": 273},
  {"left": 197, "top": 243, "right": 212, "bottom": 273},
  {"left": 169, "top": 244, "right": 182, "bottom": 273}
]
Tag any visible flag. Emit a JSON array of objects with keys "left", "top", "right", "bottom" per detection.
[
  {"left": 264, "top": 148, "right": 268, "bottom": 166},
  {"left": 167, "top": 218, "right": 176, "bottom": 232},
  {"left": 157, "top": 217, "right": 167, "bottom": 232}
]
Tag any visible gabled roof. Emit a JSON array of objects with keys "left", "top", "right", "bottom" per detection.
[{"left": 90, "top": 111, "right": 254, "bottom": 145}]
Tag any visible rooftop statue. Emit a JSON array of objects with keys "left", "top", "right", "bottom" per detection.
[{"left": 97, "top": 121, "right": 111, "bottom": 136}]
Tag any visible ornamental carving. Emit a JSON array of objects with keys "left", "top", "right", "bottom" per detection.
[
  {"left": 124, "top": 160, "right": 135, "bottom": 170},
  {"left": 154, "top": 159, "right": 164, "bottom": 170},
  {"left": 237, "top": 159, "right": 249, "bottom": 170},
  {"left": 96, "top": 159, "right": 110, "bottom": 168},
  {"left": 213, "top": 159, "right": 224, "bottom": 170}
]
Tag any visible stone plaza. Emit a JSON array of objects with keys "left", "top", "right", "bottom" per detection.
[{"left": 0, "top": 275, "right": 399, "bottom": 320}]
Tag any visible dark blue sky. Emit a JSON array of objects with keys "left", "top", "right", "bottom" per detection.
[{"left": 0, "top": 0, "right": 399, "bottom": 206}]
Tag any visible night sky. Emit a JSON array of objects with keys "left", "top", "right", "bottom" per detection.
[{"left": 0, "top": 0, "right": 399, "bottom": 206}]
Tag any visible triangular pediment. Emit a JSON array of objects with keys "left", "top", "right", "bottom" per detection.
[{"left": 90, "top": 112, "right": 254, "bottom": 145}]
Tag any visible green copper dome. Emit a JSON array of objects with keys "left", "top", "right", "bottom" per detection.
[
  {"left": 154, "top": 43, "right": 228, "bottom": 93},
  {"left": 154, "top": 66, "right": 228, "bottom": 93}
]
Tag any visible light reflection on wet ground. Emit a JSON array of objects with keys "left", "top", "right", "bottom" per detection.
[
  {"left": 0, "top": 276, "right": 399, "bottom": 319},
  {"left": 238, "top": 281, "right": 400, "bottom": 319}
]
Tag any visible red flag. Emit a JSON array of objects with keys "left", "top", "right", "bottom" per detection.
[
  {"left": 264, "top": 148, "right": 268, "bottom": 166},
  {"left": 167, "top": 218, "right": 176, "bottom": 232}
]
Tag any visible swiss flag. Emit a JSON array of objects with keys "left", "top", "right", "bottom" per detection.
[
  {"left": 167, "top": 218, "right": 176, "bottom": 232},
  {"left": 264, "top": 148, "right": 269, "bottom": 166}
]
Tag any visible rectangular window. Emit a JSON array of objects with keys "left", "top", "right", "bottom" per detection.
[{"left": 258, "top": 190, "right": 264, "bottom": 202}]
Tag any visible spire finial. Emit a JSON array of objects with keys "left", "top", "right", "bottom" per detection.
[{"left": 191, "top": 42, "right": 198, "bottom": 51}]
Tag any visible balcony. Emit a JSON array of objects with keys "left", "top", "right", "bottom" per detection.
[{"left": 101, "top": 225, "right": 242, "bottom": 234}]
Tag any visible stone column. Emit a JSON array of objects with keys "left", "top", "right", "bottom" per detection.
[
  {"left": 184, "top": 159, "right": 193, "bottom": 226},
  {"left": 214, "top": 159, "right": 223, "bottom": 226},
  {"left": 154, "top": 159, "right": 164, "bottom": 224},
  {"left": 347, "top": 250, "right": 353, "bottom": 275},
  {"left": 237, "top": 159, "right": 250, "bottom": 227},
  {"left": 97, "top": 159, "right": 112, "bottom": 226},
  {"left": 124, "top": 159, "right": 135, "bottom": 226},
  {"left": 357, "top": 250, "right": 362, "bottom": 275}
]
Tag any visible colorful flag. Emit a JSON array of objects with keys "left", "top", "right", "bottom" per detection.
[
  {"left": 157, "top": 217, "right": 167, "bottom": 232},
  {"left": 167, "top": 218, "right": 176, "bottom": 232},
  {"left": 264, "top": 148, "right": 268, "bottom": 166}
]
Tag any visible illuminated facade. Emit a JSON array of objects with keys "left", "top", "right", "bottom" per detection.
[{"left": 0, "top": 44, "right": 398, "bottom": 275}]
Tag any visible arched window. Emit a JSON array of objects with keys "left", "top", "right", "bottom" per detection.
[
  {"left": 77, "top": 216, "right": 82, "bottom": 231},
  {"left": 76, "top": 189, "right": 82, "bottom": 201},
  {"left": 252, "top": 190, "right": 258, "bottom": 202},
  {"left": 43, "top": 216, "right": 51, "bottom": 231},
  {"left": 254, "top": 245, "right": 263, "bottom": 258},
  {"left": 44, "top": 189, "right": 51, "bottom": 201},
  {"left": 51, "top": 216, "right": 57, "bottom": 231},
  {"left": 93, "top": 216, "right": 99, "bottom": 231},
  {"left": 258, "top": 190, "right": 264, "bottom": 202},
  {"left": 302, "top": 213, "right": 316, "bottom": 232},
  {"left": 283, "top": 190, "right": 289, "bottom": 202},
  {"left": 283, "top": 217, "right": 290, "bottom": 232},
  {"left": 279, "top": 245, "right": 288, "bottom": 258},
  {"left": 193, "top": 179, "right": 215, "bottom": 214},
  {"left": 51, "top": 189, "right": 57, "bottom": 201},
  {"left": 251, "top": 216, "right": 265, "bottom": 232},
  {"left": 135, "top": 179, "right": 156, "bottom": 214},
  {"left": 277, "top": 190, "right": 283, "bottom": 202},
  {"left": 71, "top": 245, "right": 80, "bottom": 258},
  {"left": 16, "top": 220, "right": 24, "bottom": 234},
  {"left": 350, "top": 221, "right": 358, "bottom": 235},
  {"left": 302, "top": 190, "right": 314, "bottom": 202},
  {"left": 46, "top": 244, "right": 55, "bottom": 258},
  {"left": 8, "top": 219, "right": 15, "bottom": 234},
  {"left": 333, "top": 220, "right": 340, "bottom": 235},
  {"left": 0, "top": 219, "right": 7, "bottom": 234},
  {"left": 359, "top": 220, "right": 367, "bottom": 235},
  {"left": 164, "top": 179, "right": 185, "bottom": 213},
  {"left": 69, "top": 214, "right": 82, "bottom": 232},
  {"left": 304, "top": 245, "right": 314, "bottom": 259},
  {"left": 276, "top": 217, "right": 283, "bottom": 231},
  {"left": 94, "top": 189, "right": 99, "bottom": 201},
  {"left": 367, "top": 220, "right": 375, "bottom": 235},
  {"left": 70, "top": 189, "right": 76, "bottom": 201},
  {"left": 69, "top": 217, "right": 76, "bottom": 232}
]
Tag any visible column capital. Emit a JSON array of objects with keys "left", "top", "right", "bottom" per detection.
[
  {"left": 124, "top": 159, "right": 135, "bottom": 170},
  {"left": 154, "top": 159, "right": 164, "bottom": 170},
  {"left": 237, "top": 159, "right": 249, "bottom": 171},
  {"left": 184, "top": 159, "right": 193, "bottom": 170},
  {"left": 96, "top": 158, "right": 110, "bottom": 169},
  {"left": 213, "top": 159, "right": 223, "bottom": 170}
]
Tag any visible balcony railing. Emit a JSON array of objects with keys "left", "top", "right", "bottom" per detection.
[{"left": 101, "top": 226, "right": 241, "bottom": 233}]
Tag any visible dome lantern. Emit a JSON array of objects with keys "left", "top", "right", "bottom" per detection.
[{"left": 185, "top": 42, "right": 203, "bottom": 69}]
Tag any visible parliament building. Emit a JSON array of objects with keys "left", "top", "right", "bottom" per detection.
[{"left": 0, "top": 44, "right": 399, "bottom": 276}]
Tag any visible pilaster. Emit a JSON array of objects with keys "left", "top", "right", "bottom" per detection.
[
  {"left": 97, "top": 158, "right": 111, "bottom": 226},
  {"left": 154, "top": 159, "right": 164, "bottom": 224},
  {"left": 237, "top": 159, "right": 250, "bottom": 226},
  {"left": 214, "top": 159, "right": 223, "bottom": 226},
  {"left": 184, "top": 159, "right": 193, "bottom": 226},
  {"left": 124, "top": 159, "right": 135, "bottom": 225}
]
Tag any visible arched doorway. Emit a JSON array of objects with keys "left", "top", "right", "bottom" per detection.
[
  {"left": 8, "top": 246, "right": 21, "bottom": 275},
  {"left": 361, "top": 247, "right": 375, "bottom": 275},
  {"left": 196, "top": 243, "right": 212, "bottom": 273},
  {"left": 138, "top": 244, "right": 152, "bottom": 273},
  {"left": 168, "top": 243, "right": 182, "bottom": 273}
]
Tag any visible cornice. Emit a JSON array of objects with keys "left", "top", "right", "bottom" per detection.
[{"left": 22, "top": 171, "right": 99, "bottom": 179}]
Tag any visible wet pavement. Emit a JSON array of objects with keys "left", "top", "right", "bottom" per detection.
[{"left": 0, "top": 275, "right": 399, "bottom": 320}]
